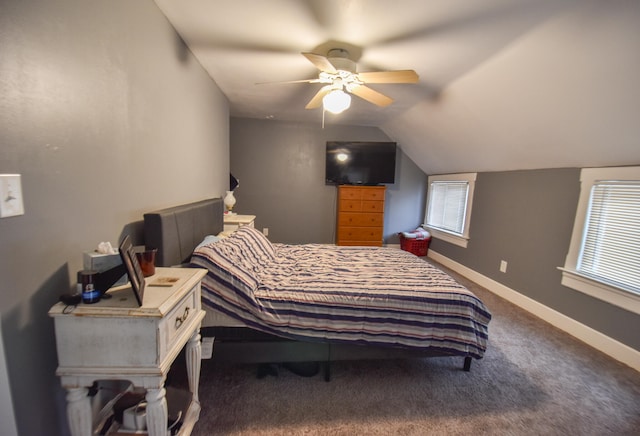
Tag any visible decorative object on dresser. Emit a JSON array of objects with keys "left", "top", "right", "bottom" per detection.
[
  {"left": 223, "top": 190, "right": 236, "bottom": 213},
  {"left": 49, "top": 267, "right": 207, "bottom": 436},
  {"left": 224, "top": 173, "right": 240, "bottom": 213},
  {"left": 118, "top": 234, "right": 146, "bottom": 306},
  {"left": 336, "top": 185, "right": 386, "bottom": 246}
]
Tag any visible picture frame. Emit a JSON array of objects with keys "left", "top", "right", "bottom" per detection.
[{"left": 118, "top": 235, "right": 146, "bottom": 306}]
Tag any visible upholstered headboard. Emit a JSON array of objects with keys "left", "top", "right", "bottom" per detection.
[{"left": 143, "top": 198, "right": 224, "bottom": 267}]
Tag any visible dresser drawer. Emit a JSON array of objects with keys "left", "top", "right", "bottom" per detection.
[
  {"left": 339, "top": 188, "right": 362, "bottom": 201},
  {"left": 338, "top": 212, "right": 383, "bottom": 227},
  {"left": 338, "top": 186, "right": 385, "bottom": 200},
  {"left": 361, "top": 188, "right": 385, "bottom": 201},
  {"left": 337, "top": 226, "right": 383, "bottom": 242},
  {"left": 339, "top": 199, "right": 362, "bottom": 212},
  {"left": 340, "top": 199, "right": 383, "bottom": 212},
  {"left": 361, "top": 200, "right": 384, "bottom": 213},
  {"left": 336, "top": 240, "right": 382, "bottom": 247}
]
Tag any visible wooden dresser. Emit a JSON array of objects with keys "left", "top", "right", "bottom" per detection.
[{"left": 336, "top": 185, "right": 386, "bottom": 246}]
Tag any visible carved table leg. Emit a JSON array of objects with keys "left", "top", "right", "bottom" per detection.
[
  {"left": 145, "top": 387, "right": 168, "bottom": 436},
  {"left": 66, "top": 387, "right": 91, "bottom": 436},
  {"left": 185, "top": 329, "right": 202, "bottom": 402}
]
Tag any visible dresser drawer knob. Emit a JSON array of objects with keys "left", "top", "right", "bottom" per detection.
[{"left": 175, "top": 306, "right": 190, "bottom": 329}]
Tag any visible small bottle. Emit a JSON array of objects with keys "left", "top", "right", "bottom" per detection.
[{"left": 78, "top": 270, "right": 100, "bottom": 304}]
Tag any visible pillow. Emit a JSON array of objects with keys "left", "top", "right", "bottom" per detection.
[
  {"left": 192, "top": 237, "right": 260, "bottom": 296},
  {"left": 228, "top": 226, "right": 276, "bottom": 265},
  {"left": 195, "top": 234, "right": 222, "bottom": 249}
]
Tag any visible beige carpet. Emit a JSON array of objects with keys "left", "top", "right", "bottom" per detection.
[{"left": 172, "top": 262, "right": 640, "bottom": 435}]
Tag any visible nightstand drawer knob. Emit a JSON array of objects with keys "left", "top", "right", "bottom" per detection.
[{"left": 175, "top": 306, "right": 190, "bottom": 329}]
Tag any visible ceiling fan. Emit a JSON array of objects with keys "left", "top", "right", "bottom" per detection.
[{"left": 278, "top": 48, "right": 419, "bottom": 114}]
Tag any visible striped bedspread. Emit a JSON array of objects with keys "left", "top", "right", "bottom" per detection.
[{"left": 191, "top": 226, "right": 491, "bottom": 359}]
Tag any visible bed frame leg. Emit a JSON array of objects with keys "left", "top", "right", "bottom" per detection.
[
  {"left": 323, "top": 344, "right": 331, "bottom": 382},
  {"left": 463, "top": 356, "right": 472, "bottom": 371},
  {"left": 323, "top": 361, "right": 331, "bottom": 382},
  {"left": 256, "top": 363, "right": 278, "bottom": 379}
]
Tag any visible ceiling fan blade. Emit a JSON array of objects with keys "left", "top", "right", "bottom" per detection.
[
  {"left": 256, "top": 78, "right": 318, "bottom": 85},
  {"left": 357, "top": 70, "right": 419, "bottom": 84},
  {"left": 305, "top": 85, "right": 333, "bottom": 109},
  {"left": 302, "top": 52, "right": 337, "bottom": 73},
  {"left": 350, "top": 85, "right": 394, "bottom": 107}
]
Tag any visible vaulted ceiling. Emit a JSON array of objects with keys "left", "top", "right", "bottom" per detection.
[{"left": 153, "top": 0, "right": 640, "bottom": 174}]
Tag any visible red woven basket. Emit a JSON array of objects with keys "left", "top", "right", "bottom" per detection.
[{"left": 399, "top": 234, "right": 431, "bottom": 256}]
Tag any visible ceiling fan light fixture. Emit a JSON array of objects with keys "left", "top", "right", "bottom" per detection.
[{"left": 323, "top": 89, "right": 351, "bottom": 114}]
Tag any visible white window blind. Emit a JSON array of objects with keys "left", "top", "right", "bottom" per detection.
[
  {"left": 578, "top": 181, "right": 640, "bottom": 295},
  {"left": 427, "top": 181, "right": 469, "bottom": 235}
]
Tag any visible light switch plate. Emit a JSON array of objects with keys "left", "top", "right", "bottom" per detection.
[{"left": 0, "top": 174, "right": 24, "bottom": 218}]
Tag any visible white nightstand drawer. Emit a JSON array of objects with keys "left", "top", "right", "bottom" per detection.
[{"left": 161, "top": 284, "right": 199, "bottom": 356}]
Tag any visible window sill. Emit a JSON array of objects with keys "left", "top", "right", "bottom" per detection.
[
  {"left": 424, "top": 227, "right": 468, "bottom": 248},
  {"left": 559, "top": 268, "right": 640, "bottom": 315}
]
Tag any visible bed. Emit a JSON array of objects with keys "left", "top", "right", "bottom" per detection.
[{"left": 143, "top": 198, "right": 491, "bottom": 378}]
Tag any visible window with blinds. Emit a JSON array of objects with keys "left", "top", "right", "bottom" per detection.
[
  {"left": 561, "top": 166, "right": 640, "bottom": 315},
  {"left": 424, "top": 173, "right": 476, "bottom": 248},
  {"left": 577, "top": 181, "right": 640, "bottom": 295},
  {"left": 426, "top": 181, "right": 469, "bottom": 235}
]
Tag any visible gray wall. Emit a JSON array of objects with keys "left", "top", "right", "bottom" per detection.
[
  {"left": 2, "top": 3, "right": 635, "bottom": 435},
  {"left": 0, "top": 1, "right": 229, "bottom": 435},
  {"left": 230, "top": 117, "right": 427, "bottom": 244},
  {"left": 0, "top": 324, "right": 17, "bottom": 436},
  {"left": 431, "top": 168, "right": 640, "bottom": 351}
]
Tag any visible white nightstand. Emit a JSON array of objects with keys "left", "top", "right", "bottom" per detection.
[
  {"left": 223, "top": 214, "right": 256, "bottom": 233},
  {"left": 49, "top": 267, "right": 207, "bottom": 436}
]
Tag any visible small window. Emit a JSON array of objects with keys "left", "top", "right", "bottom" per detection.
[
  {"left": 424, "top": 173, "right": 476, "bottom": 248},
  {"left": 561, "top": 166, "right": 640, "bottom": 314}
]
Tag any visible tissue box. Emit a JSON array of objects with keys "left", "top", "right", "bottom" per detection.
[{"left": 83, "top": 251, "right": 127, "bottom": 287}]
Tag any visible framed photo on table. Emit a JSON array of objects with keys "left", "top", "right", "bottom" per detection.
[{"left": 118, "top": 235, "right": 146, "bottom": 306}]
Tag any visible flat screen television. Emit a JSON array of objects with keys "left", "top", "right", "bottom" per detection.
[{"left": 325, "top": 141, "right": 397, "bottom": 185}]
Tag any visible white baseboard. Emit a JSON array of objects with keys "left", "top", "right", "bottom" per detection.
[{"left": 428, "top": 250, "right": 640, "bottom": 373}]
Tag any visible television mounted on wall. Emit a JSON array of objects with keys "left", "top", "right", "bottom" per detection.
[{"left": 325, "top": 141, "right": 397, "bottom": 185}]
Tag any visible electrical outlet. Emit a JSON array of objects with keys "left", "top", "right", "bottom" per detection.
[
  {"left": 263, "top": 227, "right": 269, "bottom": 236},
  {"left": 201, "top": 337, "right": 214, "bottom": 359},
  {"left": 500, "top": 260, "right": 508, "bottom": 273}
]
